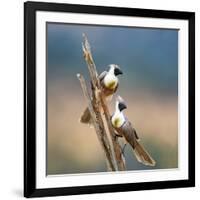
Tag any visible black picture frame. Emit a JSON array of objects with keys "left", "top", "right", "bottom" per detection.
[{"left": 24, "top": 1, "right": 195, "bottom": 198}]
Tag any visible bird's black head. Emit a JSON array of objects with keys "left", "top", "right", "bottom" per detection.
[
  {"left": 114, "top": 65, "right": 123, "bottom": 76},
  {"left": 109, "top": 64, "right": 123, "bottom": 76},
  {"left": 118, "top": 102, "right": 127, "bottom": 111},
  {"left": 117, "top": 96, "right": 127, "bottom": 111}
]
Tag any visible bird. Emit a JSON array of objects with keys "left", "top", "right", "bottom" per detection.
[
  {"left": 111, "top": 96, "right": 156, "bottom": 166},
  {"left": 80, "top": 64, "right": 123, "bottom": 124}
]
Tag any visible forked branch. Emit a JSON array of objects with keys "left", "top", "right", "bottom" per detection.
[
  {"left": 77, "top": 74, "right": 115, "bottom": 171},
  {"left": 77, "top": 33, "right": 126, "bottom": 171}
]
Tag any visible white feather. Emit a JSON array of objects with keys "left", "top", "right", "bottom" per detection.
[
  {"left": 103, "top": 66, "right": 118, "bottom": 89},
  {"left": 111, "top": 101, "right": 126, "bottom": 128}
]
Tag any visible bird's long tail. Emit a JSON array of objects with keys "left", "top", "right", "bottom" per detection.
[
  {"left": 79, "top": 107, "right": 92, "bottom": 124},
  {"left": 133, "top": 141, "right": 156, "bottom": 166}
]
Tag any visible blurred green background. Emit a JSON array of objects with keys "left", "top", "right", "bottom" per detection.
[{"left": 47, "top": 23, "right": 178, "bottom": 175}]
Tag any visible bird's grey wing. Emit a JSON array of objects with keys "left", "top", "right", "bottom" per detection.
[
  {"left": 132, "top": 126, "right": 140, "bottom": 140},
  {"left": 121, "top": 121, "right": 139, "bottom": 148},
  {"left": 98, "top": 71, "right": 107, "bottom": 82},
  {"left": 121, "top": 121, "right": 155, "bottom": 166},
  {"left": 123, "top": 120, "right": 139, "bottom": 140}
]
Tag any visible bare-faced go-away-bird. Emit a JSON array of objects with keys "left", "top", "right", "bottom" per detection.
[
  {"left": 111, "top": 96, "right": 156, "bottom": 166},
  {"left": 80, "top": 64, "right": 123, "bottom": 124}
]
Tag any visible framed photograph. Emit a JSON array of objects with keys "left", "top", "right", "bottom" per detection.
[{"left": 24, "top": 1, "right": 195, "bottom": 198}]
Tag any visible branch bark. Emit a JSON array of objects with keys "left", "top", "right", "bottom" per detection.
[
  {"left": 78, "top": 33, "right": 126, "bottom": 171},
  {"left": 99, "top": 95, "right": 126, "bottom": 170},
  {"left": 77, "top": 74, "right": 116, "bottom": 171}
]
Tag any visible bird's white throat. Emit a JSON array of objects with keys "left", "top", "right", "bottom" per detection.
[
  {"left": 111, "top": 104, "right": 125, "bottom": 128},
  {"left": 104, "top": 68, "right": 118, "bottom": 89}
]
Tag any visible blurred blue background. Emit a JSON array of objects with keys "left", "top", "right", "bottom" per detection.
[{"left": 47, "top": 23, "right": 178, "bottom": 175}]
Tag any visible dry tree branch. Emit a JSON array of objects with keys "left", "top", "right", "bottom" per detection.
[
  {"left": 77, "top": 74, "right": 116, "bottom": 171},
  {"left": 81, "top": 34, "right": 126, "bottom": 171},
  {"left": 99, "top": 95, "right": 126, "bottom": 170}
]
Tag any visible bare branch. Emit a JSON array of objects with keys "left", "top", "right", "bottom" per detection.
[
  {"left": 77, "top": 74, "right": 116, "bottom": 171},
  {"left": 82, "top": 33, "right": 100, "bottom": 88},
  {"left": 81, "top": 34, "right": 126, "bottom": 171},
  {"left": 99, "top": 94, "right": 126, "bottom": 170}
]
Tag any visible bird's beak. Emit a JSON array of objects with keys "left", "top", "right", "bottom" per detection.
[
  {"left": 117, "top": 96, "right": 127, "bottom": 111},
  {"left": 114, "top": 67, "right": 123, "bottom": 76}
]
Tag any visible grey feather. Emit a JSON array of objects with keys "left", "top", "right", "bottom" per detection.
[
  {"left": 119, "top": 121, "right": 155, "bottom": 166},
  {"left": 98, "top": 71, "right": 107, "bottom": 82},
  {"left": 121, "top": 121, "right": 140, "bottom": 144}
]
